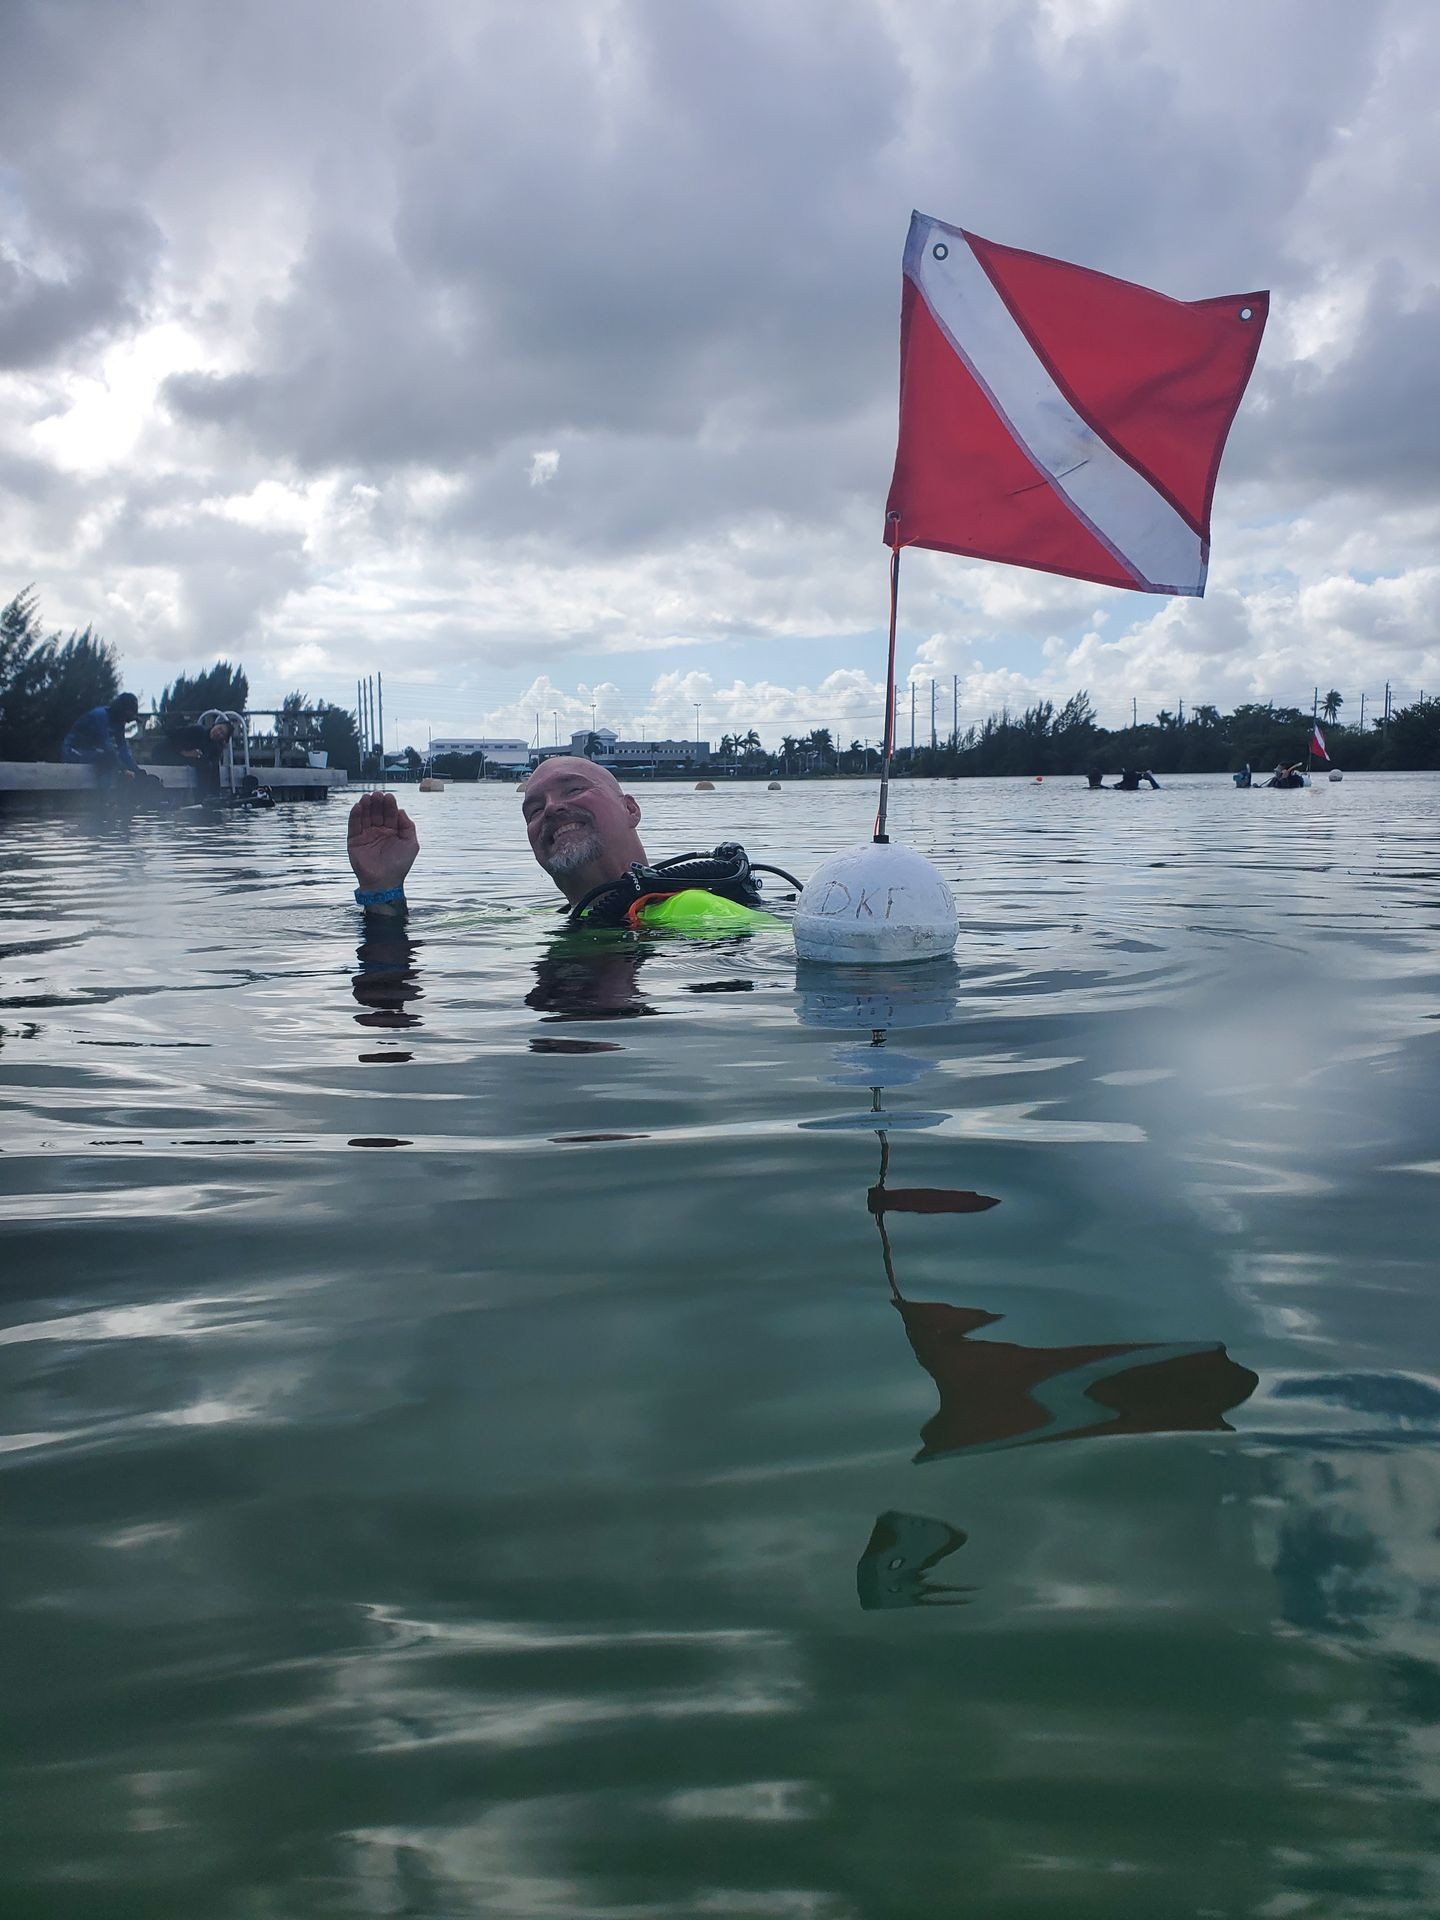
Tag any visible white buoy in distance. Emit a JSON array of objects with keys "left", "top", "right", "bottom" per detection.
[{"left": 793, "top": 841, "right": 957, "bottom": 965}]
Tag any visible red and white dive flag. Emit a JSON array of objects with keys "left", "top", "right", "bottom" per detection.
[
  {"left": 885, "top": 212, "right": 1268, "bottom": 595},
  {"left": 1311, "top": 723, "right": 1328, "bottom": 760}
]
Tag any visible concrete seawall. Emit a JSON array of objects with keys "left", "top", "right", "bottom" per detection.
[{"left": 0, "top": 762, "right": 350, "bottom": 803}]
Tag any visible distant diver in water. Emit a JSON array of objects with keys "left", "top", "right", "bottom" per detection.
[
  {"left": 346, "top": 760, "right": 800, "bottom": 928},
  {"left": 1114, "top": 767, "right": 1160, "bottom": 790},
  {"left": 1233, "top": 764, "right": 1252, "bottom": 788}
]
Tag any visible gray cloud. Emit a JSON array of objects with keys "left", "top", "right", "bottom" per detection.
[
  {"left": 1260, "top": 276, "right": 1440, "bottom": 499},
  {"left": 0, "top": 0, "right": 1436, "bottom": 716},
  {"left": 0, "top": 188, "right": 163, "bottom": 370}
]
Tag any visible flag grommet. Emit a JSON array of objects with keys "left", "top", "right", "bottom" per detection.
[
  {"left": 1239, "top": 306, "right": 1254, "bottom": 320},
  {"left": 931, "top": 243, "right": 948, "bottom": 259}
]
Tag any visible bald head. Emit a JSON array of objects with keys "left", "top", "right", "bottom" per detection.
[{"left": 521, "top": 756, "right": 647, "bottom": 904}]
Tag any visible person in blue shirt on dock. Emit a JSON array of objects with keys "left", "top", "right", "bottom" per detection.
[{"left": 62, "top": 693, "right": 142, "bottom": 784}]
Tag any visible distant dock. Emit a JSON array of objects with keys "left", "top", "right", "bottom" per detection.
[{"left": 0, "top": 762, "right": 349, "bottom": 805}]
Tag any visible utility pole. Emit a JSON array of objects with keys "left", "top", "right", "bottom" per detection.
[
  {"left": 910, "top": 682, "right": 916, "bottom": 754},
  {"left": 1359, "top": 691, "right": 1366, "bottom": 730},
  {"left": 952, "top": 674, "right": 958, "bottom": 748},
  {"left": 930, "top": 678, "right": 937, "bottom": 751},
  {"left": 377, "top": 673, "right": 384, "bottom": 760},
  {"left": 1132, "top": 696, "right": 1137, "bottom": 730},
  {"left": 1312, "top": 686, "right": 1318, "bottom": 722},
  {"left": 356, "top": 679, "right": 365, "bottom": 755},
  {"left": 1178, "top": 698, "right": 1185, "bottom": 726},
  {"left": 1384, "top": 681, "right": 1392, "bottom": 731}
]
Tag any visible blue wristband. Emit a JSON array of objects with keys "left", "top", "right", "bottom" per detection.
[{"left": 354, "top": 885, "right": 407, "bottom": 907}]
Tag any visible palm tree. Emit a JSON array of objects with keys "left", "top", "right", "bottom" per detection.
[
  {"left": 1321, "top": 689, "right": 1343, "bottom": 724},
  {"left": 779, "top": 733, "right": 800, "bottom": 775},
  {"left": 742, "top": 729, "right": 762, "bottom": 759}
]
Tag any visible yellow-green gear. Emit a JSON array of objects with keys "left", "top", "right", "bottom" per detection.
[{"left": 632, "top": 889, "right": 783, "bottom": 935}]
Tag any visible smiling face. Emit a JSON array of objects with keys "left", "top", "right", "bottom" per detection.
[{"left": 521, "top": 757, "right": 646, "bottom": 901}]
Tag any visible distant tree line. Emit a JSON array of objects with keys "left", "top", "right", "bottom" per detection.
[
  {"left": 698, "top": 698, "right": 1440, "bottom": 777},
  {"left": 899, "top": 690, "right": 1440, "bottom": 778},
  {"left": 0, "top": 589, "right": 363, "bottom": 775},
  {"left": 8, "top": 584, "right": 1440, "bottom": 781},
  {"left": 415, "top": 697, "right": 1440, "bottom": 783}
]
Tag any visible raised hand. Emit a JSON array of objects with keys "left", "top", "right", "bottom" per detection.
[{"left": 347, "top": 791, "right": 420, "bottom": 895}]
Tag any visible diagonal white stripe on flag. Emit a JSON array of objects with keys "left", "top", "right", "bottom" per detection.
[{"left": 910, "top": 218, "right": 1205, "bottom": 595}]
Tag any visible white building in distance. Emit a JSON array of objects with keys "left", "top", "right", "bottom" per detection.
[
  {"left": 533, "top": 727, "right": 710, "bottom": 770},
  {"left": 429, "top": 737, "right": 531, "bottom": 771}
]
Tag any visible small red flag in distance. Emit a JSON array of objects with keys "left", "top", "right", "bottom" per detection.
[{"left": 884, "top": 212, "right": 1268, "bottom": 596}]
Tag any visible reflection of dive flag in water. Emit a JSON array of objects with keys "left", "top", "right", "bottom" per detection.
[
  {"left": 893, "top": 1297, "right": 1259, "bottom": 1461},
  {"left": 885, "top": 212, "right": 1269, "bottom": 595},
  {"left": 856, "top": 1510, "right": 971, "bottom": 1610}
]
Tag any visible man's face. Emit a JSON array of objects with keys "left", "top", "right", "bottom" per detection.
[
  {"left": 522, "top": 759, "right": 641, "bottom": 880},
  {"left": 209, "top": 725, "right": 232, "bottom": 746}
]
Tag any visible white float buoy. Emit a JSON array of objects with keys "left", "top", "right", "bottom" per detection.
[
  {"left": 1328, "top": 769, "right": 1343, "bottom": 781},
  {"left": 792, "top": 842, "right": 957, "bottom": 966}
]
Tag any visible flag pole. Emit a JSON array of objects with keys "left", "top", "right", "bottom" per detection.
[{"left": 873, "top": 514, "right": 902, "bottom": 843}]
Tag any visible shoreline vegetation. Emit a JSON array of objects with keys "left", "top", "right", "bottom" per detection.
[
  {"left": 8, "top": 592, "right": 1440, "bottom": 780},
  {"left": 1, "top": 590, "right": 362, "bottom": 774},
  {"left": 435, "top": 691, "right": 1440, "bottom": 782}
]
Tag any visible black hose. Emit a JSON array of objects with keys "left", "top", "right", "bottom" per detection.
[
  {"left": 748, "top": 860, "right": 804, "bottom": 890},
  {"left": 566, "top": 843, "right": 801, "bottom": 925}
]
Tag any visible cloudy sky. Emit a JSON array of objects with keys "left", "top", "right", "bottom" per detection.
[{"left": 3, "top": 0, "right": 1437, "bottom": 750}]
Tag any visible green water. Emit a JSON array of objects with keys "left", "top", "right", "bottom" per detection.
[{"left": 3, "top": 774, "right": 1440, "bottom": 1919}]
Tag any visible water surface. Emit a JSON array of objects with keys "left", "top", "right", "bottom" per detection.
[{"left": 4, "top": 774, "right": 1440, "bottom": 1918}]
